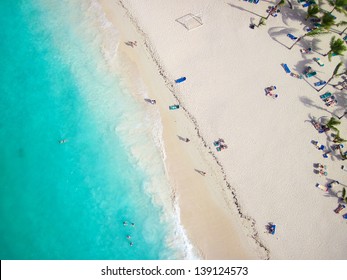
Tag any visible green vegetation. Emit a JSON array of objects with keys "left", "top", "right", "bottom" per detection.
[
  {"left": 341, "top": 187, "right": 347, "bottom": 203},
  {"left": 321, "top": 12, "right": 336, "bottom": 30},
  {"left": 306, "top": 4, "right": 320, "bottom": 20},
  {"left": 326, "top": 117, "right": 341, "bottom": 131},
  {"left": 289, "top": 28, "right": 328, "bottom": 49},
  {"left": 327, "top": 0, "right": 347, "bottom": 15},
  {"left": 324, "top": 37, "right": 347, "bottom": 61}
]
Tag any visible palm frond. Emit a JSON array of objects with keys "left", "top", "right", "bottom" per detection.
[{"left": 333, "top": 62, "right": 343, "bottom": 76}]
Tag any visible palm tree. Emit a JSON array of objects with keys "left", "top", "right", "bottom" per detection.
[
  {"left": 327, "top": 0, "right": 347, "bottom": 15},
  {"left": 333, "top": 130, "right": 347, "bottom": 143},
  {"left": 318, "top": 62, "right": 344, "bottom": 91},
  {"left": 324, "top": 36, "right": 347, "bottom": 60},
  {"left": 305, "top": 5, "right": 320, "bottom": 20},
  {"left": 326, "top": 117, "right": 341, "bottom": 131},
  {"left": 257, "top": 17, "right": 266, "bottom": 28},
  {"left": 342, "top": 187, "right": 347, "bottom": 203},
  {"left": 289, "top": 28, "right": 328, "bottom": 50},
  {"left": 320, "top": 12, "right": 336, "bottom": 30},
  {"left": 337, "top": 20, "right": 347, "bottom": 35}
]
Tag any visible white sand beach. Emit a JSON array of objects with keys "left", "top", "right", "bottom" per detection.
[{"left": 97, "top": 0, "right": 347, "bottom": 259}]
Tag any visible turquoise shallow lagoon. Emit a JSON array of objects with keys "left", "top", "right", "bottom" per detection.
[{"left": 0, "top": 0, "right": 188, "bottom": 259}]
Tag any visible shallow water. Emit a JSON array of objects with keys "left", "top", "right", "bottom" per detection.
[{"left": 0, "top": 0, "right": 189, "bottom": 259}]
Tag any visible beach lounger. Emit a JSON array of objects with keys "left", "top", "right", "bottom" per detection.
[
  {"left": 169, "top": 104, "right": 180, "bottom": 110},
  {"left": 315, "top": 183, "right": 328, "bottom": 192},
  {"left": 343, "top": 213, "right": 347, "bottom": 219},
  {"left": 306, "top": 71, "right": 317, "bottom": 78},
  {"left": 313, "top": 57, "right": 324, "bottom": 67},
  {"left": 343, "top": 35, "right": 347, "bottom": 42},
  {"left": 320, "top": 92, "right": 332, "bottom": 100},
  {"left": 314, "top": 80, "right": 326, "bottom": 87},
  {"left": 287, "top": 33, "right": 298, "bottom": 40},
  {"left": 282, "top": 63, "right": 291, "bottom": 74},
  {"left": 174, "top": 77, "right": 186, "bottom": 84},
  {"left": 270, "top": 224, "right": 276, "bottom": 235},
  {"left": 334, "top": 204, "right": 345, "bottom": 214}
]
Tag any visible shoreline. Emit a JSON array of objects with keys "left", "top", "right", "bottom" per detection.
[{"left": 97, "top": 0, "right": 264, "bottom": 259}]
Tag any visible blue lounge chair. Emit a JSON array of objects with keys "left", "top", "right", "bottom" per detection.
[
  {"left": 282, "top": 63, "right": 291, "bottom": 73},
  {"left": 270, "top": 225, "right": 276, "bottom": 235},
  {"left": 169, "top": 105, "right": 180, "bottom": 110},
  {"left": 175, "top": 77, "right": 186, "bottom": 83},
  {"left": 303, "top": 0, "right": 316, "bottom": 7},
  {"left": 287, "top": 33, "right": 298, "bottom": 40},
  {"left": 314, "top": 80, "right": 326, "bottom": 87}
]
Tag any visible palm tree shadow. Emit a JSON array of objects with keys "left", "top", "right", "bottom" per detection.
[
  {"left": 332, "top": 91, "right": 347, "bottom": 115},
  {"left": 299, "top": 96, "right": 336, "bottom": 116},
  {"left": 227, "top": 3, "right": 265, "bottom": 18},
  {"left": 279, "top": 4, "right": 307, "bottom": 26},
  {"left": 268, "top": 26, "right": 297, "bottom": 49}
]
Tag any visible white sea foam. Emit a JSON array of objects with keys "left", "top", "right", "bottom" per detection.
[{"left": 86, "top": 0, "right": 197, "bottom": 259}]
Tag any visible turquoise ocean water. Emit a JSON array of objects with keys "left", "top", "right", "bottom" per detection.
[{"left": 0, "top": 0, "right": 190, "bottom": 259}]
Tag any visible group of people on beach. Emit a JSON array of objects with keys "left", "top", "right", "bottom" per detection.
[
  {"left": 265, "top": 85, "right": 278, "bottom": 99},
  {"left": 125, "top": 40, "right": 137, "bottom": 48},
  {"left": 213, "top": 138, "right": 228, "bottom": 151}
]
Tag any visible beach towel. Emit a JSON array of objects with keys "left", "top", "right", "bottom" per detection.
[
  {"left": 175, "top": 77, "right": 186, "bottom": 83},
  {"left": 287, "top": 33, "right": 298, "bottom": 40},
  {"left": 169, "top": 105, "right": 179, "bottom": 110},
  {"left": 282, "top": 63, "right": 291, "bottom": 73}
]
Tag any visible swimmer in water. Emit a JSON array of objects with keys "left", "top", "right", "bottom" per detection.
[
  {"left": 131, "top": 223, "right": 135, "bottom": 227},
  {"left": 130, "top": 242, "right": 133, "bottom": 246},
  {"left": 59, "top": 139, "right": 67, "bottom": 144},
  {"left": 123, "top": 221, "right": 128, "bottom": 226},
  {"left": 126, "top": 235, "right": 131, "bottom": 239}
]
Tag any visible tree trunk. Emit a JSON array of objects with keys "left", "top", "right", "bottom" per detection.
[
  {"left": 323, "top": 50, "right": 331, "bottom": 57},
  {"left": 289, "top": 35, "right": 304, "bottom": 50},
  {"left": 340, "top": 26, "right": 347, "bottom": 36}
]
